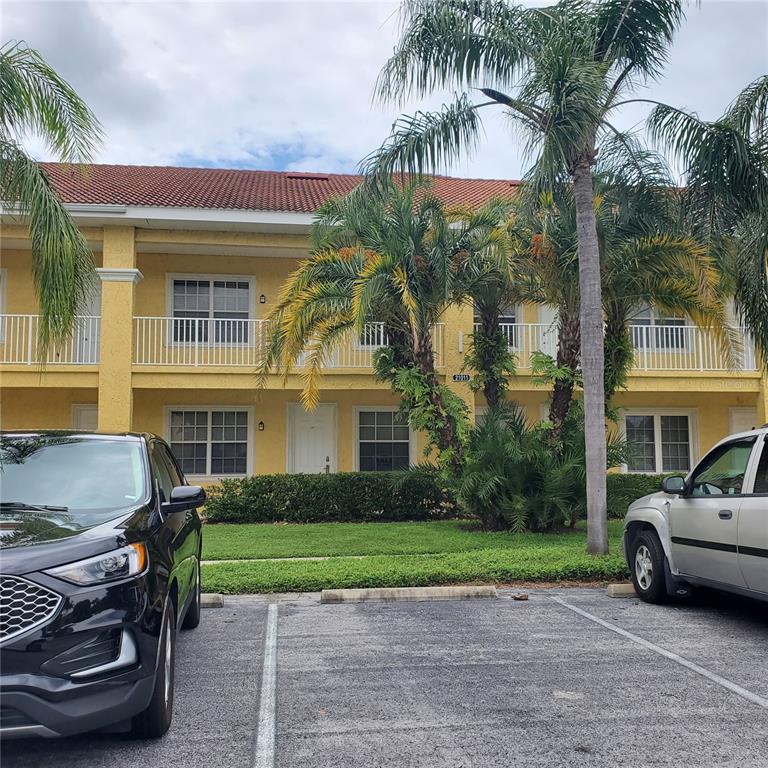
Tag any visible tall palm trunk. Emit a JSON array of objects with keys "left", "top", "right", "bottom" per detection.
[
  {"left": 549, "top": 306, "right": 580, "bottom": 437},
  {"left": 572, "top": 156, "right": 608, "bottom": 555}
]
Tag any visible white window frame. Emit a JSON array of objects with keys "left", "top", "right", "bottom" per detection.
[
  {"left": 620, "top": 408, "right": 699, "bottom": 474},
  {"left": 71, "top": 404, "right": 98, "bottom": 431},
  {"left": 165, "top": 273, "right": 257, "bottom": 347},
  {"left": 353, "top": 406, "right": 415, "bottom": 472},
  {"left": 164, "top": 405, "right": 255, "bottom": 480}
]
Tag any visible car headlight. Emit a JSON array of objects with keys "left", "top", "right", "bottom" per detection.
[{"left": 45, "top": 543, "right": 147, "bottom": 585}]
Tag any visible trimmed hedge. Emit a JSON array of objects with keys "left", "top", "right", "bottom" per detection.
[
  {"left": 204, "top": 472, "right": 457, "bottom": 524},
  {"left": 606, "top": 473, "right": 665, "bottom": 518},
  {"left": 204, "top": 470, "right": 665, "bottom": 524}
]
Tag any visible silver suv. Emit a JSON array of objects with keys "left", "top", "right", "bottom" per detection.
[{"left": 623, "top": 425, "right": 768, "bottom": 604}]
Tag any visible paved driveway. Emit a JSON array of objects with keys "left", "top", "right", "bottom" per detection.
[{"left": 4, "top": 587, "right": 768, "bottom": 767}]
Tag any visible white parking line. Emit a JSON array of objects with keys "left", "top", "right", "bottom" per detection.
[
  {"left": 552, "top": 595, "right": 768, "bottom": 710},
  {"left": 253, "top": 603, "right": 278, "bottom": 768}
]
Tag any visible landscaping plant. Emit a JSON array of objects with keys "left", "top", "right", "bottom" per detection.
[
  {"left": 365, "top": 0, "right": 692, "bottom": 554},
  {"left": 0, "top": 41, "right": 102, "bottom": 355}
]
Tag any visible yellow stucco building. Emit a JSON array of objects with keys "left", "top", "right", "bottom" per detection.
[{"left": 2, "top": 164, "right": 766, "bottom": 482}]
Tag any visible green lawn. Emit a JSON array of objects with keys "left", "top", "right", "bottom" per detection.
[{"left": 201, "top": 519, "right": 629, "bottom": 594}]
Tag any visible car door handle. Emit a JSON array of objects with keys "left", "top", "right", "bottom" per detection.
[{"left": 718, "top": 509, "right": 733, "bottom": 520}]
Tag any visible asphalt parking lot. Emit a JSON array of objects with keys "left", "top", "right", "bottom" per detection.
[{"left": 3, "top": 587, "right": 768, "bottom": 768}]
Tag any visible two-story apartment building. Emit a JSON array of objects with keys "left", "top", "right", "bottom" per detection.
[{"left": 1, "top": 164, "right": 766, "bottom": 483}]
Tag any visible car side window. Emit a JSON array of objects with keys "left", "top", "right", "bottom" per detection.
[
  {"left": 689, "top": 438, "right": 755, "bottom": 496},
  {"left": 158, "top": 443, "right": 184, "bottom": 488},
  {"left": 149, "top": 442, "right": 175, "bottom": 502},
  {"left": 753, "top": 442, "right": 768, "bottom": 494}
]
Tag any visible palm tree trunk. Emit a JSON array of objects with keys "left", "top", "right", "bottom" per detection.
[
  {"left": 480, "top": 309, "right": 502, "bottom": 409},
  {"left": 414, "top": 327, "right": 465, "bottom": 469},
  {"left": 549, "top": 307, "right": 580, "bottom": 437},
  {"left": 572, "top": 156, "right": 608, "bottom": 555}
]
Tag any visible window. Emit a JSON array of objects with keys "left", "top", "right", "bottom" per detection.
[
  {"left": 474, "top": 303, "right": 519, "bottom": 347},
  {"left": 149, "top": 441, "right": 175, "bottom": 502},
  {"left": 629, "top": 303, "right": 687, "bottom": 349},
  {"left": 625, "top": 412, "right": 693, "bottom": 473},
  {"left": 753, "top": 444, "right": 768, "bottom": 494},
  {"left": 168, "top": 408, "right": 250, "bottom": 476},
  {"left": 170, "top": 276, "right": 252, "bottom": 344},
  {"left": 690, "top": 438, "right": 755, "bottom": 496},
  {"left": 357, "top": 410, "right": 410, "bottom": 471}
]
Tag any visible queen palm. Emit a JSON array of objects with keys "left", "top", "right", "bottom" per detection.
[
  {"left": 262, "top": 181, "right": 505, "bottom": 468},
  {"left": 0, "top": 41, "right": 102, "bottom": 354},
  {"left": 649, "top": 76, "right": 768, "bottom": 358},
  {"left": 511, "top": 168, "right": 732, "bottom": 434},
  {"left": 364, "top": 0, "right": 689, "bottom": 554}
]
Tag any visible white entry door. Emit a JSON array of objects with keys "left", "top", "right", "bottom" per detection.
[
  {"left": 72, "top": 404, "right": 98, "bottom": 431},
  {"left": 287, "top": 404, "right": 337, "bottom": 474}
]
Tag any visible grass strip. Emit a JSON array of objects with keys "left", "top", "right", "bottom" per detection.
[{"left": 202, "top": 519, "right": 624, "bottom": 560}]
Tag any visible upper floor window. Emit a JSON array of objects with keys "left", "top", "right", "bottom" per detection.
[
  {"left": 629, "top": 303, "right": 687, "bottom": 349},
  {"left": 473, "top": 303, "right": 519, "bottom": 347},
  {"left": 170, "top": 276, "right": 252, "bottom": 344}
]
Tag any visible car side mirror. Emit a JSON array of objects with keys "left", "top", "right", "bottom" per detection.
[
  {"left": 662, "top": 476, "right": 687, "bottom": 495},
  {"left": 161, "top": 485, "right": 206, "bottom": 514}
]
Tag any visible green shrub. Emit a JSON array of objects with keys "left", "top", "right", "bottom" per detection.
[
  {"left": 204, "top": 471, "right": 457, "bottom": 524},
  {"left": 606, "top": 473, "right": 665, "bottom": 518},
  {"left": 457, "top": 403, "right": 629, "bottom": 532}
]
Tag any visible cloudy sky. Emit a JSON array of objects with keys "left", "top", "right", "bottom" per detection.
[{"left": 5, "top": 0, "right": 767, "bottom": 180}]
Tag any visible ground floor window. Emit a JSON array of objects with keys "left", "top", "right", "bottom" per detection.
[
  {"left": 357, "top": 409, "right": 410, "bottom": 471},
  {"left": 624, "top": 412, "right": 692, "bottom": 473},
  {"left": 168, "top": 408, "right": 250, "bottom": 476}
]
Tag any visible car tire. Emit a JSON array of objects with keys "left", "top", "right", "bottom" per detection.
[
  {"left": 630, "top": 531, "right": 667, "bottom": 604},
  {"left": 181, "top": 558, "right": 201, "bottom": 631},
  {"left": 132, "top": 600, "right": 176, "bottom": 739}
]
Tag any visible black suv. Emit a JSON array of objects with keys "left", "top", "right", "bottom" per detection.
[{"left": 0, "top": 432, "right": 204, "bottom": 739}]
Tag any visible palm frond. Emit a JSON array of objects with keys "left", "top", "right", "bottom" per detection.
[
  {"left": 0, "top": 139, "right": 96, "bottom": 355},
  {"left": 360, "top": 94, "right": 487, "bottom": 190},
  {"left": 0, "top": 41, "right": 103, "bottom": 162}
]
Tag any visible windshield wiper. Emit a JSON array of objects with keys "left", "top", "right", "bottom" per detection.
[{"left": 0, "top": 502, "right": 69, "bottom": 513}]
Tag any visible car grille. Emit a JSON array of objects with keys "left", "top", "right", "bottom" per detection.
[
  {"left": 0, "top": 707, "right": 37, "bottom": 729},
  {"left": 0, "top": 575, "right": 62, "bottom": 643}
]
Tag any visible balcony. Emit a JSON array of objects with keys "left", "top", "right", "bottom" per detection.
[
  {"left": 474, "top": 322, "right": 758, "bottom": 372},
  {"left": 0, "top": 315, "right": 100, "bottom": 365},
  {"left": 132, "top": 318, "right": 444, "bottom": 370}
]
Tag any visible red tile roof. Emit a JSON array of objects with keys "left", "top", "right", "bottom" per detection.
[{"left": 40, "top": 163, "right": 520, "bottom": 214}]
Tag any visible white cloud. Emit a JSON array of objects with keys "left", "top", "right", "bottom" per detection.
[{"left": 4, "top": 0, "right": 767, "bottom": 180}]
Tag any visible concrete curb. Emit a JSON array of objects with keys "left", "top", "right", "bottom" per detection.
[
  {"left": 607, "top": 583, "right": 637, "bottom": 598},
  {"left": 201, "top": 592, "right": 224, "bottom": 608},
  {"left": 320, "top": 585, "right": 498, "bottom": 604}
]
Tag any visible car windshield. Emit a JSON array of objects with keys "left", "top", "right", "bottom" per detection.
[{"left": 0, "top": 436, "right": 148, "bottom": 521}]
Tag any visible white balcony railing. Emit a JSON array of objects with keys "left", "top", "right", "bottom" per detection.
[
  {"left": 132, "top": 318, "right": 445, "bottom": 370},
  {"left": 474, "top": 322, "right": 758, "bottom": 372},
  {"left": 0, "top": 315, "right": 100, "bottom": 365}
]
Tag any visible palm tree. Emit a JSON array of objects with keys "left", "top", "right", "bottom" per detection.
[
  {"left": 511, "top": 169, "right": 732, "bottom": 431},
  {"left": 649, "top": 76, "right": 768, "bottom": 358},
  {"left": 0, "top": 41, "right": 102, "bottom": 354},
  {"left": 451, "top": 198, "right": 523, "bottom": 408},
  {"left": 262, "top": 181, "right": 504, "bottom": 469},
  {"left": 363, "top": 0, "right": 688, "bottom": 554}
]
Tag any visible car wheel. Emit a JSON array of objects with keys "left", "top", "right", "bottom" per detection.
[
  {"left": 630, "top": 531, "right": 667, "bottom": 604},
  {"left": 132, "top": 600, "right": 176, "bottom": 738},
  {"left": 181, "top": 558, "right": 201, "bottom": 630}
]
